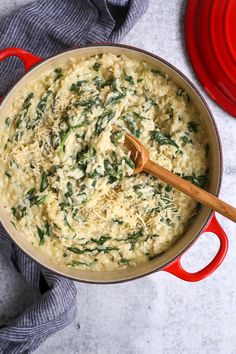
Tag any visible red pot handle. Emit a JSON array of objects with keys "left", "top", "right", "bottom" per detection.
[
  {"left": 0, "top": 47, "right": 42, "bottom": 101},
  {"left": 163, "top": 214, "right": 228, "bottom": 282},
  {"left": 0, "top": 47, "right": 42, "bottom": 70}
]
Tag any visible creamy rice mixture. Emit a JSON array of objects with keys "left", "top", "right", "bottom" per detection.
[{"left": 0, "top": 53, "right": 208, "bottom": 271}]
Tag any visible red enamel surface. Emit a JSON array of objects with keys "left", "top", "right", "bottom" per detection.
[
  {"left": 164, "top": 214, "right": 228, "bottom": 282},
  {"left": 185, "top": 0, "right": 236, "bottom": 117},
  {"left": 0, "top": 47, "right": 42, "bottom": 70}
]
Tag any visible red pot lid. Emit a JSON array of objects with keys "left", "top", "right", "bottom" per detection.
[{"left": 185, "top": 0, "right": 236, "bottom": 118}]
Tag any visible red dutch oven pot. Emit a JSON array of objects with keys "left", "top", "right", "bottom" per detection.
[{"left": 0, "top": 46, "right": 228, "bottom": 284}]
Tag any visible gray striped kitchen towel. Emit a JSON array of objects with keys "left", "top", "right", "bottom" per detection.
[
  {"left": 0, "top": 0, "right": 149, "bottom": 353},
  {"left": 0, "top": 0, "right": 148, "bottom": 96}
]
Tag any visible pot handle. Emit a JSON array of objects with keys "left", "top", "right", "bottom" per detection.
[
  {"left": 0, "top": 47, "right": 42, "bottom": 100},
  {"left": 0, "top": 47, "right": 42, "bottom": 70},
  {"left": 163, "top": 214, "right": 228, "bottom": 282}
]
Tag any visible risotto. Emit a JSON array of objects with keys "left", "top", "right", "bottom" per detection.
[{"left": 0, "top": 53, "right": 208, "bottom": 271}]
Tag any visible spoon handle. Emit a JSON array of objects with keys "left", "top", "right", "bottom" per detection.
[{"left": 144, "top": 159, "right": 236, "bottom": 223}]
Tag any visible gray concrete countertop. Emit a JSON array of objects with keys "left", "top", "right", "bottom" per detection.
[{"left": 1, "top": 1, "right": 236, "bottom": 353}]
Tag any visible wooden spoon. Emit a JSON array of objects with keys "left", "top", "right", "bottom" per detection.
[{"left": 122, "top": 129, "right": 236, "bottom": 223}]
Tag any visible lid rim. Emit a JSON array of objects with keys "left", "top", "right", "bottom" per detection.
[{"left": 185, "top": 0, "right": 236, "bottom": 118}]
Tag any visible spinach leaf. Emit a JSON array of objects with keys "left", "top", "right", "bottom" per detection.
[
  {"left": 54, "top": 68, "right": 63, "bottom": 81},
  {"left": 37, "top": 91, "right": 52, "bottom": 115},
  {"left": 74, "top": 96, "right": 102, "bottom": 113},
  {"left": 104, "top": 158, "right": 123, "bottom": 182},
  {"left": 112, "top": 218, "right": 123, "bottom": 225},
  {"left": 77, "top": 192, "right": 87, "bottom": 204},
  {"left": 26, "top": 188, "right": 36, "bottom": 202},
  {"left": 53, "top": 223, "right": 61, "bottom": 230},
  {"left": 5, "top": 171, "right": 11, "bottom": 178},
  {"left": 14, "top": 131, "right": 23, "bottom": 142},
  {"left": 165, "top": 104, "right": 174, "bottom": 119},
  {"left": 71, "top": 119, "right": 89, "bottom": 130},
  {"left": 95, "top": 110, "right": 116, "bottom": 135},
  {"left": 132, "top": 112, "right": 150, "bottom": 121},
  {"left": 144, "top": 99, "right": 157, "bottom": 112},
  {"left": 120, "top": 115, "right": 141, "bottom": 138},
  {"left": 70, "top": 80, "right": 88, "bottom": 93},
  {"left": 205, "top": 143, "right": 210, "bottom": 156},
  {"left": 151, "top": 68, "right": 166, "bottom": 78},
  {"left": 102, "top": 78, "right": 117, "bottom": 90},
  {"left": 57, "top": 129, "right": 71, "bottom": 153},
  {"left": 67, "top": 246, "right": 118, "bottom": 254},
  {"left": 37, "top": 226, "right": 45, "bottom": 245},
  {"left": 11, "top": 206, "right": 27, "bottom": 220},
  {"left": 133, "top": 184, "right": 143, "bottom": 197},
  {"left": 124, "top": 156, "right": 135, "bottom": 169},
  {"left": 48, "top": 165, "right": 60, "bottom": 176},
  {"left": 34, "top": 195, "right": 47, "bottom": 205},
  {"left": 176, "top": 88, "right": 190, "bottom": 102},
  {"left": 29, "top": 91, "right": 52, "bottom": 129},
  {"left": 15, "top": 92, "right": 34, "bottom": 128},
  {"left": 91, "top": 235, "right": 112, "bottom": 245},
  {"left": 70, "top": 260, "right": 89, "bottom": 267},
  {"left": 77, "top": 146, "right": 96, "bottom": 171},
  {"left": 165, "top": 185, "right": 172, "bottom": 192},
  {"left": 181, "top": 134, "right": 192, "bottom": 144},
  {"left": 108, "top": 90, "right": 126, "bottom": 105},
  {"left": 26, "top": 188, "right": 47, "bottom": 206},
  {"left": 5, "top": 117, "right": 11, "bottom": 127},
  {"left": 110, "top": 130, "right": 123, "bottom": 145},
  {"left": 188, "top": 121, "right": 198, "bottom": 133},
  {"left": 96, "top": 247, "right": 118, "bottom": 253},
  {"left": 65, "top": 181, "right": 73, "bottom": 198},
  {"left": 119, "top": 258, "right": 130, "bottom": 264},
  {"left": 104, "top": 159, "right": 118, "bottom": 180},
  {"left": 150, "top": 131, "right": 179, "bottom": 149},
  {"left": 40, "top": 171, "right": 48, "bottom": 192},
  {"left": 182, "top": 174, "right": 208, "bottom": 188},
  {"left": 92, "top": 62, "right": 101, "bottom": 71},
  {"left": 45, "top": 221, "right": 51, "bottom": 236},
  {"left": 90, "top": 169, "right": 100, "bottom": 180},
  {"left": 124, "top": 72, "right": 135, "bottom": 85},
  {"left": 127, "top": 228, "right": 144, "bottom": 240},
  {"left": 93, "top": 76, "right": 104, "bottom": 90},
  {"left": 23, "top": 92, "right": 34, "bottom": 109}
]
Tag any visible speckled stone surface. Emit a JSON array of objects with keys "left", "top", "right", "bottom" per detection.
[{"left": 1, "top": 1, "right": 236, "bottom": 353}]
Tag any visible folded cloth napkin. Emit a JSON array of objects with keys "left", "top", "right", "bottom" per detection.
[
  {"left": 0, "top": 0, "right": 148, "bottom": 353},
  {"left": 0, "top": 0, "right": 148, "bottom": 96}
]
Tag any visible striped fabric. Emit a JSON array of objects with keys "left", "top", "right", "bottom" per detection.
[
  {"left": 0, "top": 0, "right": 148, "bottom": 96},
  {"left": 0, "top": 0, "right": 148, "bottom": 352}
]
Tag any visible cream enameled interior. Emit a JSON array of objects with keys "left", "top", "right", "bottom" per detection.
[{"left": 0, "top": 45, "right": 221, "bottom": 283}]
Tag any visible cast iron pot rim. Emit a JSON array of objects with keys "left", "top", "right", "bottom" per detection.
[{"left": 0, "top": 43, "right": 223, "bottom": 284}]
